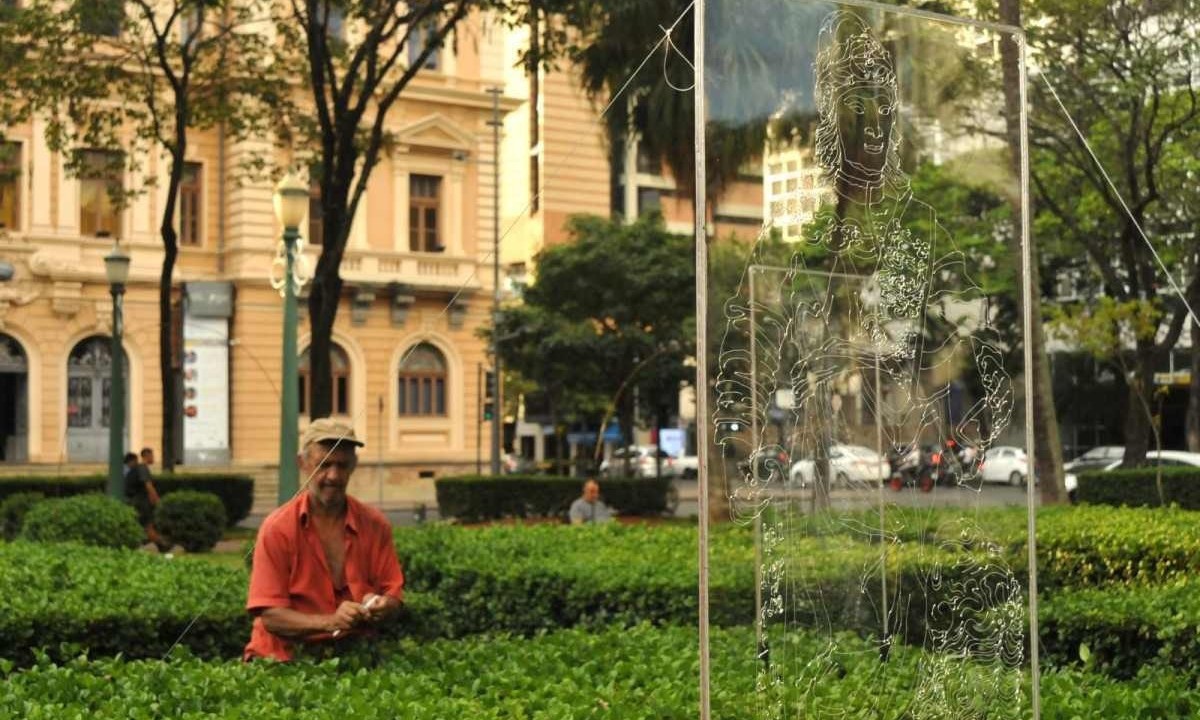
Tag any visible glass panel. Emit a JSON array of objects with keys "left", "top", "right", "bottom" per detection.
[
  {"left": 100, "top": 378, "right": 111, "bottom": 428},
  {"left": 397, "top": 379, "right": 407, "bottom": 416},
  {"left": 0, "top": 142, "right": 19, "bottom": 231},
  {"left": 435, "top": 379, "right": 445, "bottom": 415},
  {"left": 421, "top": 378, "right": 432, "bottom": 414},
  {"left": 68, "top": 377, "right": 92, "bottom": 428},
  {"left": 705, "top": 3, "right": 1032, "bottom": 716},
  {"left": 400, "top": 344, "right": 446, "bottom": 372},
  {"left": 335, "top": 376, "right": 348, "bottom": 415}
]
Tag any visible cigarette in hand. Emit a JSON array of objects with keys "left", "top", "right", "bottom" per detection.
[{"left": 332, "top": 595, "right": 382, "bottom": 637}]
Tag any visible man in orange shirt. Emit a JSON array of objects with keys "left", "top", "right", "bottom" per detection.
[{"left": 244, "top": 418, "right": 405, "bottom": 661}]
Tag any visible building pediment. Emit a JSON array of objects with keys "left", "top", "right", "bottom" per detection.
[{"left": 396, "top": 114, "right": 474, "bottom": 153}]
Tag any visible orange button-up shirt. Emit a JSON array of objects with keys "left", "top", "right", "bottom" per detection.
[{"left": 243, "top": 492, "right": 404, "bottom": 661}]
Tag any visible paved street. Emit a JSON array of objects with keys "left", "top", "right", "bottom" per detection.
[{"left": 239, "top": 478, "right": 1032, "bottom": 528}]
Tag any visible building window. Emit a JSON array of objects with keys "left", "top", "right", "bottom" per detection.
[
  {"left": 308, "top": 179, "right": 323, "bottom": 246},
  {"left": 409, "top": 174, "right": 442, "bottom": 252},
  {"left": 79, "top": 149, "right": 123, "bottom": 238},
  {"left": 80, "top": 0, "right": 122, "bottom": 36},
  {"left": 298, "top": 343, "right": 351, "bottom": 416},
  {"left": 637, "top": 187, "right": 662, "bottom": 214},
  {"left": 397, "top": 343, "right": 446, "bottom": 416},
  {"left": 0, "top": 142, "right": 19, "bottom": 231},
  {"left": 408, "top": 20, "right": 440, "bottom": 70},
  {"left": 178, "top": 162, "right": 202, "bottom": 246}
]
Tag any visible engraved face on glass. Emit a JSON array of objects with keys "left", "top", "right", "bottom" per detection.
[{"left": 835, "top": 83, "right": 896, "bottom": 190}]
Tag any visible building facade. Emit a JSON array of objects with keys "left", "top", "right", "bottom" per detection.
[{"left": 0, "top": 12, "right": 516, "bottom": 510}]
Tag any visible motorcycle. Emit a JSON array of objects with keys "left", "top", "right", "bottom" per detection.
[{"left": 887, "top": 444, "right": 934, "bottom": 492}]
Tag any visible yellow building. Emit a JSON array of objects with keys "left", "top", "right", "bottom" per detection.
[{"left": 0, "top": 13, "right": 518, "bottom": 511}]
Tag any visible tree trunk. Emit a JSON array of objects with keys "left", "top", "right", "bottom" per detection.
[
  {"left": 1121, "top": 346, "right": 1156, "bottom": 466},
  {"left": 306, "top": 269, "right": 341, "bottom": 420},
  {"left": 998, "top": 0, "right": 1066, "bottom": 502},
  {"left": 158, "top": 145, "right": 187, "bottom": 472},
  {"left": 1188, "top": 320, "right": 1200, "bottom": 452}
]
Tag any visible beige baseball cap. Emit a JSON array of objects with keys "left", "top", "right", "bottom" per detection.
[{"left": 300, "top": 417, "right": 364, "bottom": 450}]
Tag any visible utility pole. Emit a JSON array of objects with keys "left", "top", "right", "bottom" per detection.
[
  {"left": 487, "top": 86, "right": 503, "bottom": 475},
  {"left": 476, "top": 362, "right": 483, "bottom": 474}
]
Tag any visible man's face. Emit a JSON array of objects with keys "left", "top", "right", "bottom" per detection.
[
  {"left": 835, "top": 84, "right": 896, "bottom": 189},
  {"left": 141, "top": 450, "right": 154, "bottom": 466},
  {"left": 583, "top": 482, "right": 600, "bottom": 503},
  {"left": 301, "top": 442, "right": 357, "bottom": 511}
]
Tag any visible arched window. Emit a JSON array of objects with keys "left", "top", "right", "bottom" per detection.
[
  {"left": 66, "top": 336, "right": 127, "bottom": 461},
  {"left": 298, "top": 343, "right": 350, "bottom": 415},
  {"left": 0, "top": 334, "right": 28, "bottom": 463},
  {"left": 397, "top": 343, "right": 446, "bottom": 416}
]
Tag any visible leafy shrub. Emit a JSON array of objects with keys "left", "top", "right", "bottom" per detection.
[
  {"left": 0, "top": 491, "right": 44, "bottom": 540},
  {"left": 0, "top": 473, "right": 255, "bottom": 525},
  {"left": 1076, "top": 466, "right": 1200, "bottom": 509},
  {"left": 2, "top": 625, "right": 1198, "bottom": 718},
  {"left": 20, "top": 494, "right": 143, "bottom": 549},
  {"left": 435, "top": 474, "right": 672, "bottom": 522},
  {"left": 156, "top": 491, "right": 227, "bottom": 552},
  {"left": 0, "top": 542, "right": 248, "bottom": 664}
]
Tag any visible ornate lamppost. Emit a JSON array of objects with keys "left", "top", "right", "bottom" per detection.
[
  {"left": 271, "top": 174, "right": 311, "bottom": 504},
  {"left": 103, "top": 242, "right": 131, "bottom": 499}
]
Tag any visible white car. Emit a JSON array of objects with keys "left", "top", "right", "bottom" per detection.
[
  {"left": 980, "top": 446, "right": 1028, "bottom": 485},
  {"left": 1063, "top": 446, "right": 1125, "bottom": 473},
  {"left": 599, "top": 445, "right": 677, "bottom": 479},
  {"left": 1064, "top": 449, "right": 1200, "bottom": 499},
  {"left": 789, "top": 444, "right": 889, "bottom": 487},
  {"left": 673, "top": 454, "right": 699, "bottom": 479}
]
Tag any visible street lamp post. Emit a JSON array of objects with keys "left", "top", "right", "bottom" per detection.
[
  {"left": 272, "top": 174, "right": 310, "bottom": 504},
  {"left": 104, "top": 243, "right": 131, "bottom": 500}
]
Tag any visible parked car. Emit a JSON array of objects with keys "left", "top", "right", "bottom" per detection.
[
  {"left": 979, "top": 446, "right": 1028, "bottom": 486},
  {"left": 599, "top": 445, "right": 677, "bottom": 478},
  {"left": 1064, "top": 449, "right": 1200, "bottom": 501},
  {"left": 1063, "top": 446, "right": 1125, "bottom": 473},
  {"left": 789, "top": 444, "right": 889, "bottom": 487},
  {"left": 673, "top": 454, "right": 699, "bottom": 479}
]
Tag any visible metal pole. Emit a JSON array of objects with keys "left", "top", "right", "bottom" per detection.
[
  {"left": 693, "top": 0, "right": 711, "bottom": 717},
  {"left": 277, "top": 228, "right": 299, "bottom": 504},
  {"left": 488, "top": 86, "right": 502, "bottom": 476},
  {"left": 107, "top": 283, "right": 126, "bottom": 499}
]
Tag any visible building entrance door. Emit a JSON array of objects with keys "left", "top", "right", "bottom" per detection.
[
  {"left": 0, "top": 334, "right": 27, "bottom": 463},
  {"left": 66, "top": 336, "right": 127, "bottom": 462}
]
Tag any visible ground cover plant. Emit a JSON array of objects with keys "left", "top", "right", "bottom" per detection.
[{"left": 3, "top": 625, "right": 1197, "bottom": 719}]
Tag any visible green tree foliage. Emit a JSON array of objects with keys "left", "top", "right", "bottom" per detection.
[
  {"left": 1025, "top": 0, "right": 1200, "bottom": 464},
  {"left": 0, "top": 1, "right": 282, "bottom": 471},
  {"left": 496, "top": 214, "right": 694, "bottom": 466},
  {"left": 271, "top": 0, "right": 584, "bottom": 419}
]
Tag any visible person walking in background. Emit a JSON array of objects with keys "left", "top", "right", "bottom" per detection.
[
  {"left": 140, "top": 447, "right": 155, "bottom": 471},
  {"left": 123, "top": 451, "right": 165, "bottom": 550},
  {"left": 569, "top": 479, "right": 613, "bottom": 525}
]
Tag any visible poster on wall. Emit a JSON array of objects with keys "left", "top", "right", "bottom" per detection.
[{"left": 183, "top": 283, "right": 232, "bottom": 465}]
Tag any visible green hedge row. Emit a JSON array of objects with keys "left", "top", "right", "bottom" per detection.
[
  {"left": 1040, "top": 577, "right": 1200, "bottom": 679},
  {"left": 0, "top": 473, "right": 254, "bottom": 524},
  {"left": 3, "top": 625, "right": 1197, "bottom": 719},
  {"left": 434, "top": 474, "right": 673, "bottom": 522},
  {"left": 1076, "top": 466, "right": 1200, "bottom": 509}
]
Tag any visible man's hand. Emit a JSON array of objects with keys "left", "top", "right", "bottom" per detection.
[
  {"left": 326, "top": 601, "right": 365, "bottom": 633},
  {"left": 360, "top": 593, "right": 400, "bottom": 623}
]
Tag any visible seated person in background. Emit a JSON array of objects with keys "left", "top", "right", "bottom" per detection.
[
  {"left": 569, "top": 479, "right": 613, "bottom": 525},
  {"left": 244, "top": 418, "right": 404, "bottom": 662}
]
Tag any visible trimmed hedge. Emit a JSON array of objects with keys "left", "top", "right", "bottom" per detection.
[
  {"left": 0, "top": 491, "right": 43, "bottom": 540},
  {"left": 3, "top": 625, "right": 1198, "bottom": 719},
  {"left": 20, "top": 495, "right": 144, "bottom": 549},
  {"left": 155, "top": 491, "right": 227, "bottom": 552},
  {"left": 1040, "top": 577, "right": 1200, "bottom": 679},
  {"left": 1076, "top": 466, "right": 1200, "bottom": 509},
  {"left": 0, "top": 472, "right": 254, "bottom": 524},
  {"left": 434, "top": 474, "right": 673, "bottom": 522}
]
